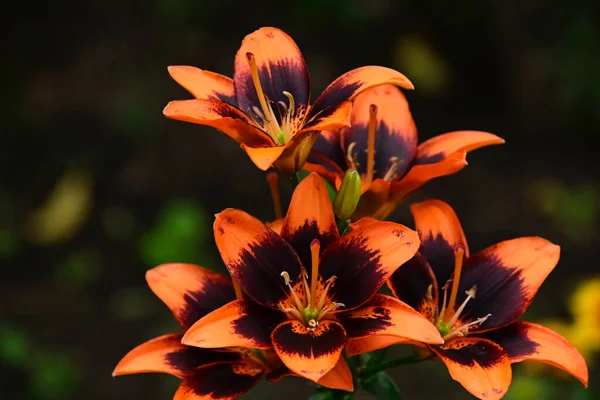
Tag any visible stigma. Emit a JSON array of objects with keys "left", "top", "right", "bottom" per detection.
[
  {"left": 277, "top": 239, "right": 344, "bottom": 330},
  {"left": 246, "top": 52, "right": 296, "bottom": 145}
]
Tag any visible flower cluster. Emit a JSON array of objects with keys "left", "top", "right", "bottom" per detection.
[{"left": 113, "top": 27, "right": 588, "bottom": 399}]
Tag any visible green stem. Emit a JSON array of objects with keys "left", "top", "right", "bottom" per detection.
[
  {"left": 363, "top": 356, "right": 425, "bottom": 376},
  {"left": 289, "top": 172, "right": 300, "bottom": 187}
]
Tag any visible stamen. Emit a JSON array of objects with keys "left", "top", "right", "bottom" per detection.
[
  {"left": 443, "top": 313, "right": 492, "bottom": 341},
  {"left": 365, "top": 104, "right": 377, "bottom": 187},
  {"left": 266, "top": 172, "right": 283, "bottom": 219},
  {"left": 317, "top": 276, "right": 337, "bottom": 311},
  {"left": 309, "top": 240, "right": 321, "bottom": 309},
  {"left": 446, "top": 246, "right": 465, "bottom": 320},
  {"left": 233, "top": 280, "right": 244, "bottom": 300},
  {"left": 245, "top": 52, "right": 283, "bottom": 143},
  {"left": 382, "top": 156, "right": 400, "bottom": 182},
  {"left": 307, "top": 319, "right": 318, "bottom": 331},
  {"left": 446, "top": 286, "right": 477, "bottom": 329},
  {"left": 426, "top": 284, "right": 433, "bottom": 302},
  {"left": 281, "top": 271, "right": 304, "bottom": 311},
  {"left": 278, "top": 303, "right": 304, "bottom": 321},
  {"left": 438, "top": 280, "right": 451, "bottom": 322},
  {"left": 278, "top": 101, "right": 288, "bottom": 114},
  {"left": 316, "top": 301, "right": 344, "bottom": 320},
  {"left": 283, "top": 91, "right": 295, "bottom": 117},
  {"left": 251, "top": 106, "right": 267, "bottom": 124},
  {"left": 346, "top": 142, "right": 359, "bottom": 170}
]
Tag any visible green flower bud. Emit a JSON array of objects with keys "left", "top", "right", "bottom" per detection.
[{"left": 333, "top": 169, "right": 362, "bottom": 220}]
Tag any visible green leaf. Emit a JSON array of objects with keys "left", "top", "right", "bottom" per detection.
[
  {"left": 360, "top": 348, "right": 388, "bottom": 369},
  {"left": 362, "top": 371, "right": 401, "bottom": 400}
]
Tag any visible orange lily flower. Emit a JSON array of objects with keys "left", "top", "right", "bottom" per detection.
[
  {"left": 305, "top": 85, "right": 504, "bottom": 219},
  {"left": 181, "top": 173, "right": 443, "bottom": 384},
  {"left": 349, "top": 200, "right": 588, "bottom": 399},
  {"left": 163, "top": 27, "right": 414, "bottom": 173},
  {"left": 113, "top": 263, "right": 353, "bottom": 399}
]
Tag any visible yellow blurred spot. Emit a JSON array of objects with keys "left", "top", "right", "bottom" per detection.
[
  {"left": 569, "top": 277, "right": 600, "bottom": 353},
  {"left": 393, "top": 35, "right": 449, "bottom": 94},
  {"left": 24, "top": 169, "right": 92, "bottom": 245}
]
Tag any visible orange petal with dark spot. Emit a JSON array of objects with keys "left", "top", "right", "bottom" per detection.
[
  {"left": 281, "top": 172, "right": 339, "bottom": 268},
  {"left": 234, "top": 27, "right": 310, "bottom": 120},
  {"left": 182, "top": 300, "right": 284, "bottom": 349},
  {"left": 340, "top": 294, "right": 442, "bottom": 344},
  {"left": 309, "top": 66, "right": 414, "bottom": 122},
  {"left": 317, "top": 356, "right": 354, "bottom": 391},
  {"left": 301, "top": 101, "right": 352, "bottom": 132},
  {"left": 146, "top": 263, "right": 235, "bottom": 330},
  {"left": 416, "top": 130, "right": 504, "bottom": 165},
  {"left": 175, "top": 360, "right": 264, "bottom": 400},
  {"left": 457, "top": 237, "right": 560, "bottom": 331},
  {"left": 409, "top": 199, "right": 469, "bottom": 290},
  {"left": 341, "top": 85, "right": 417, "bottom": 181},
  {"left": 373, "top": 150, "right": 467, "bottom": 219},
  {"left": 163, "top": 99, "right": 273, "bottom": 147},
  {"left": 167, "top": 66, "right": 236, "bottom": 105},
  {"left": 112, "top": 333, "right": 235, "bottom": 379},
  {"left": 319, "top": 218, "right": 420, "bottom": 309},
  {"left": 482, "top": 321, "right": 588, "bottom": 387},
  {"left": 266, "top": 218, "right": 284, "bottom": 235},
  {"left": 214, "top": 208, "right": 302, "bottom": 306},
  {"left": 271, "top": 320, "right": 347, "bottom": 383},
  {"left": 388, "top": 252, "right": 438, "bottom": 319},
  {"left": 430, "top": 338, "right": 512, "bottom": 400}
]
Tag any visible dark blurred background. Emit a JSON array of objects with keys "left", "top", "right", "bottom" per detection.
[{"left": 2, "top": 0, "right": 599, "bottom": 399}]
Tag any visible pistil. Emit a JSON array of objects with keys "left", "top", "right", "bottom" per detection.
[
  {"left": 444, "top": 246, "right": 465, "bottom": 322},
  {"left": 245, "top": 53, "right": 297, "bottom": 144},
  {"left": 365, "top": 104, "right": 378, "bottom": 187},
  {"left": 309, "top": 240, "right": 320, "bottom": 309}
]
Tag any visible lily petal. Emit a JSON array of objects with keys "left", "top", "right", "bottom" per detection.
[
  {"left": 346, "top": 335, "right": 413, "bottom": 356},
  {"left": 272, "top": 131, "right": 319, "bottom": 174},
  {"left": 175, "top": 360, "right": 264, "bottom": 400},
  {"left": 410, "top": 199, "right": 469, "bottom": 298},
  {"left": 112, "top": 333, "right": 235, "bottom": 379},
  {"left": 308, "top": 66, "right": 414, "bottom": 123},
  {"left": 416, "top": 130, "right": 504, "bottom": 165},
  {"left": 241, "top": 144, "right": 286, "bottom": 171},
  {"left": 301, "top": 101, "right": 352, "bottom": 132},
  {"left": 281, "top": 173, "right": 339, "bottom": 268},
  {"left": 374, "top": 151, "right": 467, "bottom": 219},
  {"left": 146, "top": 263, "right": 235, "bottom": 330},
  {"left": 234, "top": 27, "right": 310, "bottom": 119},
  {"left": 340, "top": 294, "right": 442, "bottom": 344},
  {"left": 457, "top": 237, "right": 560, "bottom": 331},
  {"left": 388, "top": 252, "right": 438, "bottom": 319},
  {"left": 320, "top": 218, "right": 420, "bottom": 309},
  {"left": 352, "top": 179, "right": 392, "bottom": 220},
  {"left": 163, "top": 99, "right": 273, "bottom": 147},
  {"left": 311, "top": 130, "right": 346, "bottom": 171},
  {"left": 481, "top": 322, "right": 588, "bottom": 387},
  {"left": 214, "top": 208, "right": 302, "bottom": 307},
  {"left": 182, "top": 300, "right": 284, "bottom": 349},
  {"left": 303, "top": 149, "right": 346, "bottom": 187},
  {"left": 317, "top": 356, "right": 354, "bottom": 391},
  {"left": 272, "top": 319, "right": 347, "bottom": 383},
  {"left": 167, "top": 66, "right": 236, "bottom": 106},
  {"left": 340, "top": 85, "right": 417, "bottom": 179},
  {"left": 430, "top": 338, "right": 512, "bottom": 400}
]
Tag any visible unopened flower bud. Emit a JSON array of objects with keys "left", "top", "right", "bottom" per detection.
[{"left": 333, "top": 169, "right": 362, "bottom": 220}]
